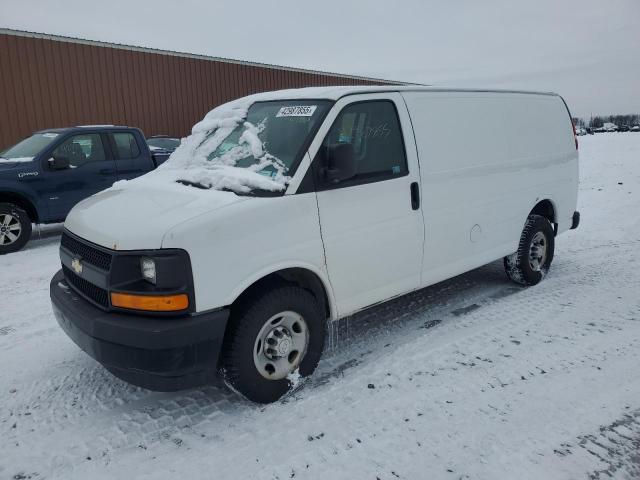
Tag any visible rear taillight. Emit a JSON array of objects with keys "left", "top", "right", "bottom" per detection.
[{"left": 572, "top": 122, "right": 578, "bottom": 150}]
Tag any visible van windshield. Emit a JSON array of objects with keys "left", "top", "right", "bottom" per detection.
[
  {"left": 142, "top": 99, "right": 331, "bottom": 194},
  {"left": 202, "top": 100, "right": 330, "bottom": 180},
  {"left": 0, "top": 132, "right": 59, "bottom": 161}
]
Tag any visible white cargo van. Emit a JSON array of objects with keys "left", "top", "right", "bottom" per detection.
[{"left": 50, "top": 86, "right": 580, "bottom": 403}]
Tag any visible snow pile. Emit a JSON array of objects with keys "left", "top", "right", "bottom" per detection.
[
  {"left": 286, "top": 368, "right": 302, "bottom": 389},
  {"left": 0, "top": 156, "right": 34, "bottom": 163},
  {"left": 3, "top": 134, "right": 640, "bottom": 479},
  {"left": 114, "top": 97, "right": 290, "bottom": 194}
]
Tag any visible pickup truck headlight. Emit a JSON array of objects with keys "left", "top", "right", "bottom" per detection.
[{"left": 140, "top": 257, "right": 157, "bottom": 284}]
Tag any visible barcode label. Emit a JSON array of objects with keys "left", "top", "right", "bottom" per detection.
[{"left": 276, "top": 105, "right": 318, "bottom": 117}]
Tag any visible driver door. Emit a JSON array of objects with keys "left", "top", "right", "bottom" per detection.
[
  {"left": 40, "top": 133, "right": 117, "bottom": 220},
  {"left": 311, "top": 94, "right": 425, "bottom": 316}
]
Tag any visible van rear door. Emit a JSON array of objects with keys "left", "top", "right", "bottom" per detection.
[{"left": 311, "top": 93, "right": 424, "bottom": 316}]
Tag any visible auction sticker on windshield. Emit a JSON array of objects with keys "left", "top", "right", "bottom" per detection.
[{"left": 276, "top": 105, "right": 317, "bottom": 117}]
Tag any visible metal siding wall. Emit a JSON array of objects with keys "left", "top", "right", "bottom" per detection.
[
  {"left": 0, "top": 32, "right": 395, "bottom": 149},
  {"left": 8, "top": 36, "right": 31, "bottom": 137},
  {"left": 0, "top": 39, "right": 15, "bottom": 136}
]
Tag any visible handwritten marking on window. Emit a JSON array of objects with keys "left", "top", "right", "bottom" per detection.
[{"left": 365, "top": 123, "right": 391, "bottom": 139}]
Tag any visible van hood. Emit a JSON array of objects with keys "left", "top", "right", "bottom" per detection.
[{"left": 64, "top": 182, "right": 248, "bottom": 250}]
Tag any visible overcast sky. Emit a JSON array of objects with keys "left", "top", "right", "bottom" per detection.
[{"left": 1, "top": 0, "right": 639, "bottom": 118}]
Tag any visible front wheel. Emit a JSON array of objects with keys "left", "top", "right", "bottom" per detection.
[
  {"left": 0, "top": 203, "right": 32, "bottom": 255},
  {"left": 504, "top": 214, "right": 555, "bottom": 286},
  {"left": 221, "top": 285, "right": 326, "bottom": 403}
]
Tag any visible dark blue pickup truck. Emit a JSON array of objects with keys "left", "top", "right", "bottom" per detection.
[{"left": 0, "top": 126, "right": 169, "bottom": 254}]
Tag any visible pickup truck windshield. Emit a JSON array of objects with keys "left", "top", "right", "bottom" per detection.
[
  {"left": 203, "top": 100, "right": 330, "bottom": 179},
  {"left": 0, "top": 132, "right": 59, "bottom": 160}
]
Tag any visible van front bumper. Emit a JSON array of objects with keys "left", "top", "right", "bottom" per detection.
[{"left": 50, "top": 269, "right": 229, "bottom": 391}]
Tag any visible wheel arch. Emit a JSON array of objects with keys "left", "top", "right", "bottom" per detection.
[
  {"left": 228, "top": 264, "right": 336, "bottom": 321},
  {"left": 0, "top": 191, "right": 39, "bottom": 223},
  {"left": 529, "top": 198, "right": 557, "bottom": 233}
]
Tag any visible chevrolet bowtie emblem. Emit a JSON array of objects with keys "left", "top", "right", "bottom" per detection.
[{"left": 71, "top": 257, "right": 83, "bottom": 275}]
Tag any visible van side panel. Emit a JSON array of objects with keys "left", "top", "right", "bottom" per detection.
[
  {"left": 401, "top": 91, "right": 578, "bottom": 289},
  {"left": 502, "top": 95, "right": 578, "bottom": 233}
]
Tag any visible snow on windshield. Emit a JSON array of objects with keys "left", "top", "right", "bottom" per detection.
[{"left": 113, "top": 96, "right": 292, "bottom": 194}]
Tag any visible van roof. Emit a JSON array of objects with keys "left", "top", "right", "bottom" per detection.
[{"left": 242, "top": 85, "right": 560, "bottom": 102}]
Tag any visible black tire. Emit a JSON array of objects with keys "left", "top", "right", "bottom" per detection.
[
  {"left": 0, "top": 203, "right": 32, "bottom": 255},
  {"left": 504, "top": 214, "right": 555, "bottom": 286},
  {"left": 221, "top": 285, "right": 326, "bottom": 404}
]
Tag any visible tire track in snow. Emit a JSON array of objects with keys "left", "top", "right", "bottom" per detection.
[
  {"left": 4, "top": 134, "right": 640, "bottom": 479},
  {"left": 6, "top": 239, "right": 640, "bottom": 479},
  {"left": 552, "top": 409, "right": 640, "bottom": 479}
]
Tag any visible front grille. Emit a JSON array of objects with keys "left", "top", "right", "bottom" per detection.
[
  {"left": 62, "top": 265, "right": 109, "bottom": 309},
  {"left": 61, "top": 232, "right": 112, "bottom": 271}
]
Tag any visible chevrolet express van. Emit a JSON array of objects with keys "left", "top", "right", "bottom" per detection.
[{"left": 50, "top": 86, "right": 580, "bottom": 403}]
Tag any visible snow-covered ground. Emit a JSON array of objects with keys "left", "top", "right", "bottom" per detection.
[{"left": 2, "top": 133, "right": 639, "bottom": 480}]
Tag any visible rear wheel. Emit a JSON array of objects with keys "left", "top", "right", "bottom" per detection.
[
  {"left": 0, "top": 203, "right": 32, "bottom": 255},
  {"left": 504, "top": 214, "right": 555, "bottom": 286},
  {"left": 221, "top": 285, "right": 325, "bottom": 403}
]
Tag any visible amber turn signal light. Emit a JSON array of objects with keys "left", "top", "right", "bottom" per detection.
[{"left": 110, "top": 292, "right": 189, "bottom": 312}]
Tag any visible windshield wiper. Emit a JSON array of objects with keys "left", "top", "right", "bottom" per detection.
[
  {"left": 176, "top": 179, "right": 210, "bottom": 190},
  {"left": 245, "top": 189, "right": 282, "bottom": 197},
  {"left": 176, "top": 179, "right": 283, "bottom": 197}
]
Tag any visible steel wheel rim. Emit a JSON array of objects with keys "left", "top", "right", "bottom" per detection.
[
  {"left": 253, "top": 311, "right": 309, "bottom": 380},
  {"left": 0, "top": 214, "right": 21, "bottom": 245},
  {"left": 528, "top": 231, "right": 547, "bottom": 272}
]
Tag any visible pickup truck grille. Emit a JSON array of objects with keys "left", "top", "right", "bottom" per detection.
[
  {"left": 61, "top": 232, "right": 112, "bottom": 271},
  {"left": 62, "top": 265, "right": 109, "bottom": 309}
]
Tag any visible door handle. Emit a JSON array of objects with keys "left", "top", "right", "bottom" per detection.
[{"left": 410, "top": 182, "right": 420, "bottom": 210}]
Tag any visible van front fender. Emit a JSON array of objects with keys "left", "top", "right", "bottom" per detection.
[{"left": 226, "top": 261, "right": 337, "bottom": 321}]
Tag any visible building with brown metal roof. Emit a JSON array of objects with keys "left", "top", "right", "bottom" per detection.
[{"left": 0, "top": 28, "right": 405, "bottom": 150}]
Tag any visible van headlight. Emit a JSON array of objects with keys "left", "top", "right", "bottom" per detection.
[
  {"left": 140, "top": 257, "right": 157, "bottom": 284},
  {"left": 108, "top": 249, "right": 194, "bottom": 314}
]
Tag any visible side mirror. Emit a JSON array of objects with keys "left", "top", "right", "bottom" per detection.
[
  {"left": 48, "top": 155, "right": 70, "bottom": 170},
  {"left": 151, "top": 151, "right": 170, "bottom": 167},
  {"left": 323, "top": 143, "right": 356, "bottom": 184}
]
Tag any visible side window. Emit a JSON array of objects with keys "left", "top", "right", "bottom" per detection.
[
  {"left": 322, "top": 100, "right": 407, "bottom": 183},
  {"left": 52, "top": 134, "right": 106, "bottom": 167},
  {"left": 112, "top": 132, "right": 140, "bottom": 159}
]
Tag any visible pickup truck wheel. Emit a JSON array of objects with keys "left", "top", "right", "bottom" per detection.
[
  {"left": 504, "top": 214, "right": 555, "bottom": 286},
  {"left": 0, "top": 203, "right": 32, "bottom": 254},
  {"left": 222, "top": 286, "right": 325, "bottom": 403}
]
